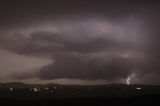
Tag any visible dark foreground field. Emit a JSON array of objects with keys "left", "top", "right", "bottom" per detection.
[
  {"left": 0, "top": 83, "right": 160, "bottom": 106},
  {"left": 0, "top": 95, "right": 160, "bottom": 106}
]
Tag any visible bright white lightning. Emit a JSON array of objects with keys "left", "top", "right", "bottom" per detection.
[
  {"left": 126, "top": 73, "right": 135, "bottom": 85},
  {"left": 126, "top": 77, "right": 131, "bottom": 85}
]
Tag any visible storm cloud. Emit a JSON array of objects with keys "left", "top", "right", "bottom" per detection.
[{"left": 0, "top": 0, "right": 160, "bottom": 85}]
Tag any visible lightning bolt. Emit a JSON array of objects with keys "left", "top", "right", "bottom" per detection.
[
  {"left": 126, "top": 77, "right": 131, "bottom": 85},
  {"left": 126, "top": 73, "right": 136, "bottom": 85}
]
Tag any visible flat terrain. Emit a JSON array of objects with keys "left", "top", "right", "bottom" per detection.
[{"left": 0, "top": 83, "right": 160, "bottom": 105}]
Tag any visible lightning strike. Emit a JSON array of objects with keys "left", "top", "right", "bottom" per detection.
[{"left": 126, "top": 73, "right": 136, "bottom": 85}]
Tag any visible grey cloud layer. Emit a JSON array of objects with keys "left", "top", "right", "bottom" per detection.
[
  {"left": 0, "top": 1, "right": 160, "bottom": 84},
  {"left": 1, "top": 19, "right": 148, "bottom": 82}
]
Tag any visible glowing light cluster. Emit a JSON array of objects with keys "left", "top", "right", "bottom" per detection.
[{"left": 30, "top": 88, "right": 40, "bottom": 92}]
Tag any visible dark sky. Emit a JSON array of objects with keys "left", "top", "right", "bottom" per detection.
[{"left": 0, "top": 0, "right": 160, "bottom": 85}]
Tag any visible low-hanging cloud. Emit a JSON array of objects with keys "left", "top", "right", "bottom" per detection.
[
  {"left": 0, "top": 1, "right": 160, "bottom": 85},
  {"left": 3, "top": 19, "right": 147, "bottom": 83}
]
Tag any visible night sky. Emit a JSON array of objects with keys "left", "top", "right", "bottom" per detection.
[{"left": 0, "top": 0, "right": 160, "bottom": 85}]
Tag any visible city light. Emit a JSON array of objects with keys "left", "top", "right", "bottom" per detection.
[
  {"left": 54, "top": 86, "right": 57, "bottom": 90},
  {"left": 136, "top": 87, "right": 142, "bottom": 90},
  {"left": 9, "top": 88, "right": 14, "bottom": 91},
  {"left": 44, "top": 88, "right": 49, "bottom": 90}
]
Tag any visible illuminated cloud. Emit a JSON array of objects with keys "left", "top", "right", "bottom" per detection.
[{"left": 0, "top": 1, "right": 160, "bottom": 85}]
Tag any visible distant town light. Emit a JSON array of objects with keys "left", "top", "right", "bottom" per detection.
[
  {"left": 136, "top": 87, "right": 142, "bottom": 90},
  {"left": 10, "top": 88, "right": 14, "bottom": 91},
  {"left": 44, "top": 88, "right": 49, "bottom": 90},
  {"left": 33, "top": 88, "right": 38, "bottom": 92},
  {"left": 50, "top": 90, "right": 53, "bottom": 93},
  {"left": 54, "top": 86, "right": 57, "bottom": 90}
]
